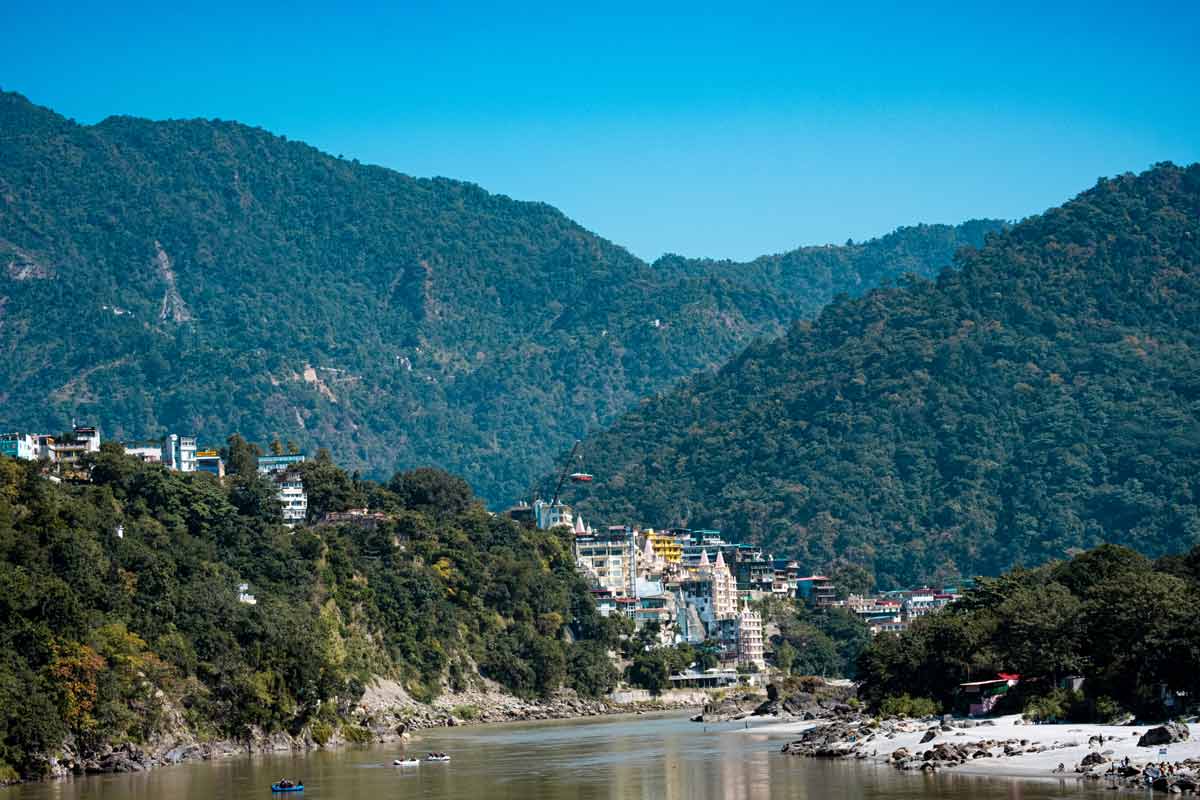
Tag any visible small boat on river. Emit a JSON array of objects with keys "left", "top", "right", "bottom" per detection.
[
  {"left": 393, "top": 758, "right": 421, "bottom": 766},
  {"left": 425, "top": 752, "right": 451, "bottom": 762},
  {"left": 270, "top": 781, "right": 304, "bottom": 792}
]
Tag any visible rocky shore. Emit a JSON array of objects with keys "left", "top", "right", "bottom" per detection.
[
  {"left": 694, "top": 676, "right": 855, "bottom": 724},
  {"left": 774, "top": 712, "right": 1200, "bottom": 793},
  {"left": 21, "top": 681, "right": 702, "bottom": 786}
]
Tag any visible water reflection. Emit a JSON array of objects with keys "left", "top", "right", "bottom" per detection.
[{"left": 0, "top": 712, "right": 1120, "bottom": 800}]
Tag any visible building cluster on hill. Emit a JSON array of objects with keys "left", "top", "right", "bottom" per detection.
[
  {"left": 516, "top": 500, "right": 965, "bottom": 678},
  {"left": 1, "top": 425, "right": 101, "bottom": 480},
  {"left": 836, "top": 586, "right": 965, "bottom": 635},
  {"left": 1, "top": 424, "right": 308, "bottom": 524}
]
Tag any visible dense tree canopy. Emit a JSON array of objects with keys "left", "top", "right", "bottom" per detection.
[
  {"left": 0, "top": 451, "right": 616, "bottom": 779},
  {"left": 856, "top": 544, "right": 1200, "bottom": 721},
  {"left": 0, "top": 89, "right": 999, "bottom": 506},
  {"left": 575, "top": 163, "right": 1200, "bottom": 587}
]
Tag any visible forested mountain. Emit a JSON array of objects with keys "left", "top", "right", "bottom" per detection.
[
  {"left": 0, "top": 449, "right": 621, "bottom": 778},
  {"left": 0, "top": 90, "right": 1000, "bottom": 505},
  {"left": 571, "top": 164, "right": 1200, "bottom": 589}
]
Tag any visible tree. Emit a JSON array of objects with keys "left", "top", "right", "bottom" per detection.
[
  {"left": 568, "top": 642, "right": 619, "bottom": 698},
  {"left": 775, "top": 640, "right": 797, "bottom": 675},
  {"left": 388, "top": 468, "right": 476, "bottom": 518},
  {"left": 224, "top": 434, "right": 262, "bottom": 477},
  {"left": 627, "top": 651, "right": 672, "bottom": 695}
]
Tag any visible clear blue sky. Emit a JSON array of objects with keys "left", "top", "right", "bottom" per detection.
[{"left": 2, "top": 1, "right": 1198, "bottom": 261}]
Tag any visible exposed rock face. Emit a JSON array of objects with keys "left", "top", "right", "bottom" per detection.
[
  {"left": 750, "top": 677, "right": 856, "bottom": 720},
  {"left": 699, "top": 693, "right": 763, "bottom": 723},
  {"left": 1138, "top": 723, "right": 1190, "bottom": 747}
]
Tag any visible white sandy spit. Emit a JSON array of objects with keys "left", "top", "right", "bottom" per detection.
[{"left": 748, "top": 714, "right": 1200, "bottom": 779}]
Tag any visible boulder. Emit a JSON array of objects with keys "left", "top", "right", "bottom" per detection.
[
  {"left": 1138, "top": 722, "right": 1190, "bottom": 747},
  {"left": 1080, "top": 752, "right": 1107, "bottom": 767},
  {"left": 920, "top": 729, "right": 938, "bottom": 744}
]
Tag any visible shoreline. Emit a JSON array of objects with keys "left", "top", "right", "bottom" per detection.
[
  {"left": 8, "top": 687, "right": 704, "bottom": 788},
  {"left": 761, "top": 713, "right": 1200, "bottom": 788}
]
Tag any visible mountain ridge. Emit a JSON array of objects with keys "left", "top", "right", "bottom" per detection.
[
  {"left": 570, "top": 163, "right": 1200, "bottom": 587},
  {"left": 1, "top": 88, "right": 1002, "bottom": 504}
]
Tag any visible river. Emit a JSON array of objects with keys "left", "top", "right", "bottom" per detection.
[{"left": 1, "top": 712, "right": 1123, "bottom": 799}]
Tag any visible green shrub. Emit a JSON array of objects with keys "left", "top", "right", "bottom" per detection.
[
  {"left": 1022, "top": 689, "right": 1073, "bottom": 722},
  {"left": 1090, "top": 696, "right": 1124, "bottom": 723},
  {"left": 878, "top": 694, "right": 940, "bottom": 718},
  {"left": 341, "top": 724, "right": 374, "bottom": 745},
  {"left": 310, "top": 720, "right": 334, "bottom": 746},
  {"left": 451, "top": 704, "right": 479, "bottom": 721}
]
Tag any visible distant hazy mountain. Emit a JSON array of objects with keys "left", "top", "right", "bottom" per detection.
[
  {"left": 571, "top": 164, "right": 1200, "bottom": 588},
  {"left": 0, "top": 89, "right": 1001, "bottom": 503}
]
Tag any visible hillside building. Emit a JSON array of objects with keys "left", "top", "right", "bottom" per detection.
[
  {"left": 258, "top": 453, "right": 307, "bottom": 474},
  {"left": 796, "top": 575, "right": 837, "bottom": 607},
  {"left": 163, "top": 434, "right": 197, "bottom": 472},
  {"left": 122, "top": 441, "right": 163, "bottom": 463},
  {"left": 275, "top": 470, "right": 308, "bottom": 524},
  {"left": 534, "top": 498, "right": 573, "bottom": 530},
  {"left": 0, "top": 433, "right": 37, "bottom": 460},
  {"left": 195, "top": 450, "right": 225, "bottom": 478},
  {"left": 646, "top": 530, "right": 684, "bottom": 564},
  {"left": 680, "top": 549, "right": 738, "bottom": 631},
  {"left": 573, "top": 524, "right": 637, "bottom": 598},
  {"left": 736, "top": 604, "right": 765, "bottom": 669}
]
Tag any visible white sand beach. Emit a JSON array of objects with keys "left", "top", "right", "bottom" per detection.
[{"left": 750, "top": 714, "right": 1200, "bottom": 780}]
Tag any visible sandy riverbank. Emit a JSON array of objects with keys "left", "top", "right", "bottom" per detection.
[{"left": 751, "top": 713, "right": 1200, "bottom": 781}]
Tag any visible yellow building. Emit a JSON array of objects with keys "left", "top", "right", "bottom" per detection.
[{"left": 647, "top": 530, "right": 684, "bottom": 564}]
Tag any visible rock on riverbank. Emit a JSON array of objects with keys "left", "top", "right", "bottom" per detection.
[
  {"left": 775, "top": 713, "right": 1200, "bottom": 792},
  {"left": 21, "top": 679, "right": 703, "bottom": 785},
  {"left": 694, "top": 677, "right": 854, "bottom": 723}
]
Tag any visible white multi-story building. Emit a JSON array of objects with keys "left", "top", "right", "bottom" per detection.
[
  {"left": 258, "top": 454, "right": 308, "bottom": 525},
  {"left": 163, "top": 434, "right": 197, "bottom": 472},
  {"left": 736, "top": 604, "right": 765, "bottom": 669},
  {"left": 573, "top": 523, "right": 637, "bottom": 598},
  {"left": 534, "top": 498, "right": 573, "bottom": 530},
  {"left": 276, "top": 471, "right": 308, "bottom": 524},
  {"left": 680, "top": 549, "right": 738, "bottom": 632}
]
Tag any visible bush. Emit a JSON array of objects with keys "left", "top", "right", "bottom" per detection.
[
  {"left": 451, "top": 705, "right": 479, "bottom": 721},
  {"left": 879, "top": 694, "right": 940, "bottom": 718},
  {"left": 1091, "top": 695, "right": 1124, "bottom": 723},
  {"left": 341, "top": 724, "right": 374, "bottom": 744},
  {"left": 1022, "top": 689, "right": 1074, "bottom": 722},
  {"left": 310, "top": 720, "right": 333, "bottom": 746}
]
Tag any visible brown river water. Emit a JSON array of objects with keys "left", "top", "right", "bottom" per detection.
[{"left": 0, "top": 711, "right": 1124, "bottom": 799}]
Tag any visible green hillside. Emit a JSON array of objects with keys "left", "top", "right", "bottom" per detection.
[
  {"left": 571, "top": 164, "right": 1200, "bottom": 588},
  {"left": 0, "top": 90, "right": 1000, "bottom": 505},
  {"left": 0, "top": 449, "right": 619, "bottom": 778}
]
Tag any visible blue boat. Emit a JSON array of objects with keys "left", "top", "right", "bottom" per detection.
[{"left": 270, "top": 783, "right": 304, "bottom": 792}]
